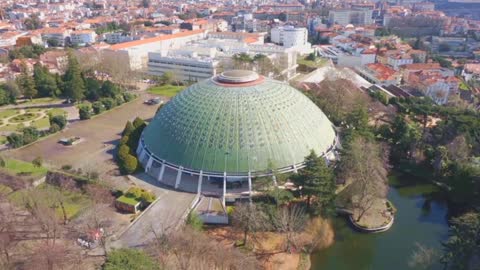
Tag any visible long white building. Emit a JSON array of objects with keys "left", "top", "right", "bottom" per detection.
[
  {"left": 148, "top": 50, "right": 219, "bottom": 82},
  {"left": 102, "top": 30, "right": 207, "bottom": 70}
]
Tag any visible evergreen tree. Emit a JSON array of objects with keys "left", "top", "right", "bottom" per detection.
[
  {"left": 17, "top": 63, "right": 37, "bottom": 100},
  {"left": 292, "top": 150, "right": 336, "bottom": 216},
  {"left": 33, "top": 63, "right": 59, "bottom": 97},
  {"left": 441, "top": 212, "right": 480, "bottom": 270},
  {"left": 55, "top": 73, "right": 65, "bottom": 95},
  {"left": 63, "top": 53, "right": 85, "bottom": 102}
]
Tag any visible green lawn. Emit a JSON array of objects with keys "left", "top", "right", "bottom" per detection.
[
  {"left": 31, "top": 116, "right": 50, "bottom": 129},
  {"left": 49, "top": 108, "right": 67, "bottom": 116},
  {"left": 0, "top": 123, "right": 23, "bottom": 132},
  {"left": 297, "top": 56, "right": 328, "bottom": 68},
  {"left": 0, "top": 108, "right": 66, "bottom": 131},
  {"left": 459, "top": 81, "right": 470, "bottom": 91},
  {"left": 117, "top": 195, "right": 140, "bottom": 206},
  {"left": 2, "top": 158, "right": 48, "bottom": 178},
  {"left": 0, "top": 135, "right": 6, "bottom": 144},
  {"left": 0, "top": 110, "right": 20, "bottom": 119},
  {"left": 148, "top": 84, "right": 185, "bottom": 97},
  {"left": 9, "top": 112, "right": 41, "bottom": 123}
]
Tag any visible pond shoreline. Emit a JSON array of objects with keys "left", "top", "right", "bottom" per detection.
[{"left": 311, "top": 176, "right": 449, "bottom": 270}]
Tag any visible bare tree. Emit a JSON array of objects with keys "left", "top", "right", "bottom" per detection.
[
  {"left": 151, "top": 227, "right": 259, "bottom": 270},
  {"left": 340, "top": 137, "right": 389, "bottom": 222},
  {"left": 273, "top": 205, "right": 308, "bottom": 253},
  {"left": 0, "top": 196, "right": 16, "bottom": 268},
  {"left": 231, "top": 202, "right": 267, "bottom": 246},
  {"left": 310, "top": 76, "right": 368, "bottom": 124}
]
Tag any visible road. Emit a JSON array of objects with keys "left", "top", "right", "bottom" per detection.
[{"left": 110, "top": 179, "right": 196, "bottom": 248}]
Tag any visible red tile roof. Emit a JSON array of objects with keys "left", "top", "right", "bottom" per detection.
[{"left": 109, "top": 29, "right": 205, "bottom": 51}]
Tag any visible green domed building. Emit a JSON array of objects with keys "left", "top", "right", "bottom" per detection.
[{"left": 137, "top": 70, "right": 337, "bottom": 192}]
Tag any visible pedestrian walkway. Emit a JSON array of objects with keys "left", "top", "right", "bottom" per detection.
[{"left": 110, "top": 173, "right": 196, "bottom": 248}]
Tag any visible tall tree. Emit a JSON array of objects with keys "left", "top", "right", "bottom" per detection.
[
  {"left": 441, "top": 212, "right": 480, "bottom": 270},
  {"left": 292, "top": 150, "right": 336, "bottom": 216},
  {"left": 273, "top": 205, "right": 308, "bottom": 253},
  {"left": 339, "top": 137, "right": 389, "bottom": 222},
  {"left": 17, "top": 62, "right": 37, "bottom": 100},
  {"left": 33, "top": 63, "right": 59, "bottom": 97},
  {"left": 63, "top": 53, "right": 85, "bottom": 102},
  {"left": 232, "top": 203, "right": 266, "bottom": 246}
]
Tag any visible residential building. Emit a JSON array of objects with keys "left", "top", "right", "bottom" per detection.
[
  {"left": 328, "top": 9, "right": 374, "bottom": 26},
  {"left": 355, "top": 63, "right": 401, "bottom": 85},
  {"left": 40, "top": 27, "right": 70, "bottom": 47},
  {"left": 70, "top": 29, "right": 97, "bottom": 46},
  {"left": 104, "top": 32, "right": 136, "bottom": 44},
  {"left": 407, "top": 70, "right": 459, "bottom": 104},
  {"left": 462, "top": 63, "right": 480, "bottom": 81}
]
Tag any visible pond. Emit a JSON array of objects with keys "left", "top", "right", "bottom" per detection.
[{"left": 311, "top": 175, "right": 449, "bottom": 270}]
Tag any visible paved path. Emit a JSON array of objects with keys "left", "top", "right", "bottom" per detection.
[{"left": 110, "top": 174, "right": 196, "bottom": 248}]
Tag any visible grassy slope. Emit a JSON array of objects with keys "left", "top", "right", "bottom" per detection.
[
  {"left": 2, "top": 158, "right": 48, "bottom": 178},
  {"left": 147, "top": 84, "right": 185, "bottom": 97},
  {"left": 7, "top": 184, "right": 91, "bottom": 219}
]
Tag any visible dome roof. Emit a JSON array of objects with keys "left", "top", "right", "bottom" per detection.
[{"left": 142, "top": 71, "right": 336, "bottom": 175}]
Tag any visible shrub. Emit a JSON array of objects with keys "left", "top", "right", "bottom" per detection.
[
  {"left": 61, "top": 164, "right": 72, "bottom": 171},
  {"left": 118, "top": 149, "right": 137, "bottom": 174},
  {"left": 100, "top": 97, "right": 116, "bottom": 110},
  {"left": 103, "top": 248, "right": 159, "bottom": 270},
  {"left": 186, "top": 211, "right": 203, "bottom": 231},
  {"left": 7, "top": 133, "right": 24, "bottom": 148},
  {"left": 86, "top": 170, "right": 99, "bottom": 180},
  {"left": 132, "top": 117, "right": 145, "bottom": 129},
  {"left": 92, "top": 101, "right": 105, "bottom": 115},
  {"left": 0, "top": 156, "right": 5, "bottom": 168},
  {"left": 99, "top": 80, "right": 120, "bottom": 98},
  {"left": 140, "top": 191, "right": 156, "bottom": 204},
  {"left": 126, "top": 187, "right": 143, "bottom": 198},
  {"left": 22, "top": 127, "right": 39, "bottom": 145},
  {"left": 32, "top": 156, "right": 43, "bottom": 167},
  {"left": 78, "top": 104, "right": 92, "bottom": 120},
  {"left": 119, "top": 135, "right": 129, "bottom": 145},
  {"left": 122, "top": 121, "right": 134, "bottom": 137},
  {"left": 49, "top": 123, "right": 61, "bottom": 133},
  {"left": 118, "top": 144, "right": 130, "bottom": 158},
  {"left": 123, "top": 92, "right": 135, "bottom": 102},
  {"left": 115, "top": 94, "right": 125, "bottom": 106},
  {"left": 49, "top": 114, "right": 67, "bottom": 130}
]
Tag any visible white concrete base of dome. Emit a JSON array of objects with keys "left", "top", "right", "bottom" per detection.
[{"left": 135, "top": 133, "right": 340, "bottom": 204}]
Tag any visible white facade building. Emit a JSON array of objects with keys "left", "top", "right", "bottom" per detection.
[
  {"left": 270, "top": 26, "right": 312, "bottom": 55},
  {"left": 102, "top": 30, "right": 207, "bottom": 70},
  {"left": 328, "top": 9, "right": 374, "bottom": 26},
  {"left": 70, "top": 30, "right": 97, "bottom": 46},
  {"left": 148, "top": 50, "right": 219, "bottom": 82},
  {"left": 387, "top": 55, "right": 414, "bottom": 70},
  {"left": 104, "top": 32, "right": 136, "bottom": 44}
]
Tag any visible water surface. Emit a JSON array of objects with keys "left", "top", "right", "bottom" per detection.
[{"left": 311, "top": 177, "right": 449, "bottom": 270}]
